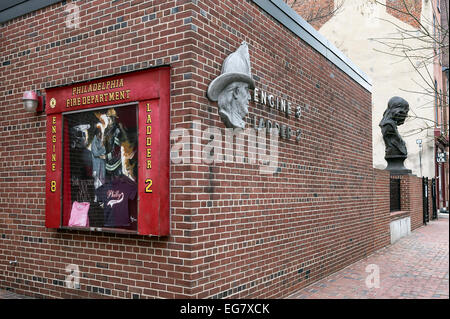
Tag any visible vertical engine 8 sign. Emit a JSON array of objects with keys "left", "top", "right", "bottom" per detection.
[{"left": 44, "top": 67, "right": 171, "bottom": 236}]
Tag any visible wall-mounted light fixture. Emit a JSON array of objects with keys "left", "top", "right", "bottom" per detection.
[{"left": 23, "top": 90, "right": 45, "bottom": 113}]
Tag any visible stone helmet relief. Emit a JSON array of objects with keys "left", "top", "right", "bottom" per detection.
[{"left": 207, "top": 42, "right": 255, "bottom": 129}]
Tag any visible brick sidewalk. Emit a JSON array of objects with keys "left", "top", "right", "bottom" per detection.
[{"left": 288, "top": 215, "right": 449, "bottom": 299}]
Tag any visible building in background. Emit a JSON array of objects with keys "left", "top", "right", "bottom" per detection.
[
  {"left": 292, "top": 0, "right": 448, "bottom": 212},
  {"left": 436, "top": 0, "right": 449, "bottom": 212}
]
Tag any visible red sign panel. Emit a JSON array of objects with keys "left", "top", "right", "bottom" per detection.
[
  {"left": 45, "top": 67, "right": 170, "bottom": 236},
  {"left": 45, "top": 114, "right": 62, "bottom": 228}
]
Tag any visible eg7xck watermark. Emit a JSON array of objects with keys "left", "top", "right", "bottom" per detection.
[{"left": 179, "top": 303, "right": 270, "bottom": 317}]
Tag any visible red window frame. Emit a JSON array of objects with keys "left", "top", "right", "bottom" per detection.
[{"left": 45, "top": 67, "right": 170, "bottom": 236}]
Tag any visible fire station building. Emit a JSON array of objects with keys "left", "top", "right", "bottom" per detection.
[{"left": 0, "top": 0, "right": 431, "bottom": 298}]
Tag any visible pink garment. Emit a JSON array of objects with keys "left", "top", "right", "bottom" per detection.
[{"left": 68, "top": 201, "right": 90, "bottom": 227}]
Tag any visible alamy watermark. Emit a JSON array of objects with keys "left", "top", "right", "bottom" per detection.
[
  {"left": 365, "top": 264, "right": 380, "bottom": 289},
  {"left": 170, "top": 121, "right": 281, "bottom": 175},
  {"left": 65, "top": 263, "right": 80, "bottom": 289},
  {"left": 64, "top": 3, "right": 80, "bottom": 29}
]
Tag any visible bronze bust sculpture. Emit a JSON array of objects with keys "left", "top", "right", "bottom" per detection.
[{"left": 379, "top": 96, "right": 411, "bottom": 174}]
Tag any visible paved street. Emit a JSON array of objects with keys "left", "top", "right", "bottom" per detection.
[{"left": 288, "top": 215, "right": 449, "bottom": 299}]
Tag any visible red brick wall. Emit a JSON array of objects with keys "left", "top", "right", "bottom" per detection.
[
  {"left": 0, "top": 0, "right": 198, "bottom": 299},
  {"left": 386, "top": 0, "right": 422, "bottom": 29},
  {"left": 408, "top": 175, "right": 424, "bottom": 230},
  {"left": 392, "top": 174, "right": 424, "bottom": 231},
  {"left": 1, "top": 0, "right": 389, "bottom": 299},
  {"left": 442, "top": 0, "right": 449, "bottom": 68},
  {"left": 372, "top": 169, "right": 391, "bottom": 251},
  {"left": 190, "top": 0, "right": 378, "bottom": 299}
]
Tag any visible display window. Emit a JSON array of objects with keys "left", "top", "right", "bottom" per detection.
[
  {"left": 45, "top": 67, "right": 170, "bottom": 236},
  {"left": 62, "top": 104, "right": 138, "bottom": 231}
]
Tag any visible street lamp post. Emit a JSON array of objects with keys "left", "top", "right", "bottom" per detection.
[{"left": 416, "top": 139, "right": 423, "bottom": 176}]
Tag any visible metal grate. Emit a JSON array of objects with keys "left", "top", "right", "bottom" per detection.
[{"left": 390, "top": 179, "right": 401, "bottom": 212}]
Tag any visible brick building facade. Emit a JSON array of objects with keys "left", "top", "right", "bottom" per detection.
[{"left": 0, "top": 0, "right": 428, "bottom": 299}]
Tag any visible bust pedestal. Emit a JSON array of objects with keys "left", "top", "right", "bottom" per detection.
[{"left": 385, "top": 155, "right": 412, "bottom": 175}]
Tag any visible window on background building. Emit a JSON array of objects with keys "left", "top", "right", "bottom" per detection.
[{"left": 63, "top": 104, "right": 138, "bottom": 231}]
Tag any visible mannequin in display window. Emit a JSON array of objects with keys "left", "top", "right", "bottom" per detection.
[
  {"left": 104, "top": 108, "right": 128, "bottom": 180},
  {"left": 91, "top": 127, "right": 106, "bottom": 189}
]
